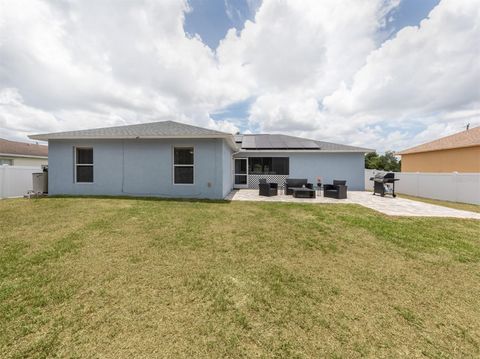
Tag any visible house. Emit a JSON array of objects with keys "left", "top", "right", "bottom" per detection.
[
  {"left": 397, "top": 126, "right": 480, "bottom": 173},
  {"left": 29, "top": 121, "right": 372, "bottom": 199},
  {"left": 0, "top": 138, "right": 48, "bottom": 167}
]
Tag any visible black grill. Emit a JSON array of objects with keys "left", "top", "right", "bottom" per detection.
[{"left": 369, "top": 172, "right": 399, "bottom": 197}]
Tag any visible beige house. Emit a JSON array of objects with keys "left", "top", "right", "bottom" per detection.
[
  {"left": 0, "top": 138, "right": 48, "bottom": 167},
  {"left": 397, "top": 126, "right": 480, "bottom": 173}
]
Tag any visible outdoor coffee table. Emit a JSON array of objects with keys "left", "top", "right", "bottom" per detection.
[{"left": 290, "top": 187, "right": 316, "bottom": 199}]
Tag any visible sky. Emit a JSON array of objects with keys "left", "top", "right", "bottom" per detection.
[{"left": 0, "top": 0, "right": 479, "bottom": 153}]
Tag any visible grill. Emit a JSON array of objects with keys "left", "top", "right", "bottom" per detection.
[{"left": 369, "top": 172, "right": 399, "bottom": 197}]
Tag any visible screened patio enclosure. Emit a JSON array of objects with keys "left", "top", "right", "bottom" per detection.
[{"left": 233, "top": 157, "right": 289, "bottom": 189}]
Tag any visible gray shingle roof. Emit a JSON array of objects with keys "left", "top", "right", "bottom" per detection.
[
  {"left": 29, "top": 121, "right": 231, "bottom": 140},
  {"left": 312, "top": 139, "right": 373, "bottom": 152},
  {"left": 29, "top": 121, "right": 373, "bottom": 152},
  {"left": 239, "top": 134, "right": 372, "bottom": 152}
]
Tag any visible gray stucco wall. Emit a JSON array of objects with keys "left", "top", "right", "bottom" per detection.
[
  {"left": 221, "top": 140, "right": 233, "bottom": 197},
  {"left": 48, "top": 138, "right": 232, "bottom": 199},
  {"left": 234, "top": 152, "right": 365, "bottom": 190}
]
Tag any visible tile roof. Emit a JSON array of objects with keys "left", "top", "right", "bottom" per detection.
[
  {"left": 29, "top": 120, "right": 231, "bottom": 141},
  {"left": 0, "top": 138, "right": 48, "bottom": 157},
  {"left": 397, "top": 126, "right": 480, "bottom": 155}
]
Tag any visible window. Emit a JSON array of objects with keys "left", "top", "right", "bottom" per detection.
[
  {"left": 248, "top": 157, "right": 289, "bottom": 175},
  {"left": 75, "top": 147, "right": 93, "bottom": 183},
  {"left": 0, "top": 158, "right": 13, "bottom": 166},
  {"left": 174, "top": 147, "right": 194, "bottom": 184}
]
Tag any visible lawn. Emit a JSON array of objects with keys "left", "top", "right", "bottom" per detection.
[{"left": 1, "top": 197, "right": 480, "bottom": 358}]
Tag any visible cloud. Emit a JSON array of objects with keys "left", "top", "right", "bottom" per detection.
[
  {"left": 216, "top": 0, "right": 479, "bottom": 151},
  {"left": 218, "top": 0, "right": 397, "bottom": 94},
  {"left": 324, "top": 0, "right": 480, "bottom": 119},
  {"left": 0, "top": 0, "right": 478, "bottom": 152},
  {"left": 0, "top": 88, "right": 59, "bottom": 141},
  {"left": 0, "top": 0, "right": 242, "bottom": 140},
  {"left": 216, "top": 0, "right": 405, "bottom": 142}
]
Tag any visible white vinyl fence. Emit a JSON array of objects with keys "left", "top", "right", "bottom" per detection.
[
  {"left": 0, "top": 165, "right": 41, "bottom": 199},
  {"left": 365, "top": 169, "right": 480, "bottom": 205}
]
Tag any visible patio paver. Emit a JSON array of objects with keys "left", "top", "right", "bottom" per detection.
[{"left": 226, "top": 189, "right": 480, "bottom": 219}]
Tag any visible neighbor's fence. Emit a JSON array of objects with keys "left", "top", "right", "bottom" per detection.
[
  {"left": 364, "top": 169, "right": 480, "bottom": 205},
  {"left": 0, "top": 165, "right": 41, "bottom": 199}
]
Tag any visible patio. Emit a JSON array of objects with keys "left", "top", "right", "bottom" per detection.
[{"left": 226, "top": 189, "right": 480, "bottom": 219}]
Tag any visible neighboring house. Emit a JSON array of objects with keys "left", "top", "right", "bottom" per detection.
[
  {"left": 29, "top": 121, "right": 373, "bottom": 199},
  {"left": 0, "top": 138, "right": 48, "bottom": 167},
  {"left": 397, "top": 126, "right": 480, "bottom": 173}
]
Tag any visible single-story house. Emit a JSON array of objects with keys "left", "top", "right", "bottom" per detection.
[
  {"left": 397, "top": 126, "right": 480, "bottom": 173},
  {"left": 29, "top": 121, "right": 373, "bottom": 199},
  {"left": 0, "top": 138, "right": 48, "bottom": 167}
]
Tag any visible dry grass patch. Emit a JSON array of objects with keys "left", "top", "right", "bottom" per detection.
[{"left": 1, "top": 197, "right": 479, "bottom": 358}]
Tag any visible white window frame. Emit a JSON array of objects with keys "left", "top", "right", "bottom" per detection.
[
  {"left": 74, "top": 146, "right": 94, "bottom": 184},
  {"left": 173, "top": 146, "right": 194, "bottom": 185}
]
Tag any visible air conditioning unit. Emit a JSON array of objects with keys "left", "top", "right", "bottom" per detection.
[{"left": 32, "top": 172, "right": 48, "bottom": 193}]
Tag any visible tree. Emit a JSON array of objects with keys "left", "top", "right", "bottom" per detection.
[
  {"left": 365, "top": 152, "right": 379, "bottom": 169},
  {"left": 365, "top": 151, "right": 400, "bottom": 172}
]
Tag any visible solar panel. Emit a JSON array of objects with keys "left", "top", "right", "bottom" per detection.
[
  {"left": 253, "top": 135, "right": 272, "bottom": 148},
  {"left": 240, "top": 134, "right": 321, "bottom": 149},
  {"left": 268, "top": 135, "right": 285, "bottom": 148},
  {"left": 242, "top": 135, "right": 256, "bottom": 148}
]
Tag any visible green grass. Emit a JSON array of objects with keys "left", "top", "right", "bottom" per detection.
[
  {"left": 1, "top": 197, "right": 479, "bottom": 358},
  {"left": 398, "top": 193, "right": 480, "bottom": 213}
]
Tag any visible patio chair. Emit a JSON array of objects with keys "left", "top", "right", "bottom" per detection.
[
  {"left": 259, "top": 178, "right": 278, "bottom": 197},
  {"left": 323, "top": 180, "right": 348, "bottom": 199},
  {"left": 284, "top": 178, "right": 313, "bottom": 195}
]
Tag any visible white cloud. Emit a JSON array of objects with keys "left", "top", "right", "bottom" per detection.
[
  {"left": 0, "top": 88, "right": 59, "bottom": 141},
  {"left": 0, "top": 0, "right": 243, "bottom": 141},
  {"left": 324, "top": 0, "right": 480, "bottom": 117},
  {"left": 218, "top": 0, "right": 396, "bottom": 95},
  {"left": 215, "top": 0, "right": 405, "bottom": 145},
  {"left": 322, "top": 0, "right": 480, "bottom": 147},
  {"left": 217, "top": 0, "right": 479, "bottom": 151},
  {"left": 0, "top": 0, "right": 478, "bottom": 152}
]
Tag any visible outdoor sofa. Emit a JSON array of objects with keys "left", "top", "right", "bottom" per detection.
[
  {"left": 323, "top": 180, "right": 348, "bottom": 199},
  {"left": 284, "top": 178, "right": 313, "bottom": 195}
]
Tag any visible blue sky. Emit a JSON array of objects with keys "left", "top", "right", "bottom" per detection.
[
  {"left": 385, "top": 0, "right": 440, "bottom": 31},
  {"left": 185, "top": 0, "right": 258, "bottom": 49}
]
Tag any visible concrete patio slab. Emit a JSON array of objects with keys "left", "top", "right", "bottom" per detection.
[{"left": 225, "top": 190, "right": 480, "bottom": 219}]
